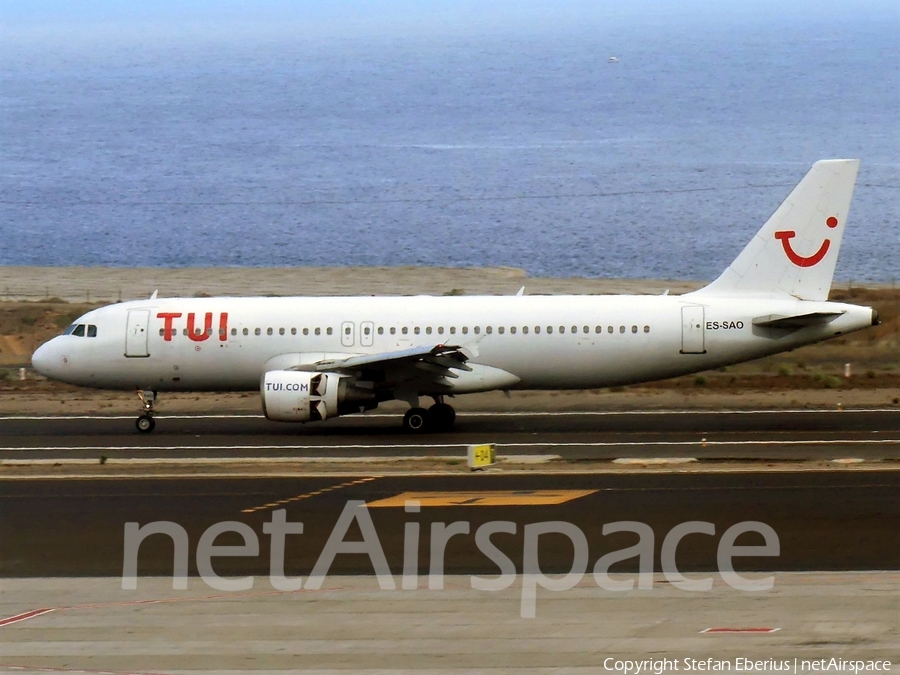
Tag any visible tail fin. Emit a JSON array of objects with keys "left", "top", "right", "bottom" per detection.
[{"left": 692, "top": 159, "right": 859, "bottom": 301}]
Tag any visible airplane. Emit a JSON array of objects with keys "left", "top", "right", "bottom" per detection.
[{"left": 31, "top": 159, "right": 877, "bottom": 433}]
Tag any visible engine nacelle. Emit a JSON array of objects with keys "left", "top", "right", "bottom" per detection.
[{"left": 261, "top": 370, "right": 375, "bottom": 423}]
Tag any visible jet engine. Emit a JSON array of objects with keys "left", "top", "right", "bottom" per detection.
[{"left": 260, "top": 370, "right": 376, "bottom": 422}]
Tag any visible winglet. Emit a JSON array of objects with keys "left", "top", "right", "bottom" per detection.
[{"left": 690, "top": 159, "right": 859, "bottom": 301}]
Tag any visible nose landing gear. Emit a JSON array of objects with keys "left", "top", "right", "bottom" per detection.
[{"left": 136, "top": 390, "right": 157, "bottom": 433}]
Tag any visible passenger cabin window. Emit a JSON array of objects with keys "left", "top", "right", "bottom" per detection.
[
  {"left": 315, "top": 328, "right": 321, "bottom": 336},
  {"left": 255, "top": 328, "right": 261, "bottom": 336},
  {"left": 644, "top": 325, "right": 650, "bottom": 333},
  {"left": 291, "top": 328, "right": 297, "bottom": 335},
  {"left": 243, "top": 328, "right": 249, "bottom": 336},
  {"left": 279, "top": 328, "right": 285, "bottom": 335},
  {"left": 303, "top": 328, "right": 309, "bottom": 336},
  {"left": 326, "top": 327, "right": 333, "bottom": 335}
]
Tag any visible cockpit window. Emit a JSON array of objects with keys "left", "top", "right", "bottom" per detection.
[{"left": 63, "top": 323, "right": 97, "bottom": 337}]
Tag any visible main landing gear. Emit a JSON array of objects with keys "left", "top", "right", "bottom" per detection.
[
  {"left": 402, "top": 397, "right": 456, "bottom": 433},
  {"left": 135, "top": 390, "right": 156, "bottom": 433}
]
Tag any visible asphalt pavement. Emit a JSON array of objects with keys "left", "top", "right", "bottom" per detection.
[
  {"left": 2, "top": 470, "right": 898, "bottom": 577},
  {"left": 3, "top": 409, "right": 900, "bottom": 460}
]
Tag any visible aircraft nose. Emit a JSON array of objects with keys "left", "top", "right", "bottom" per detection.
[{"left": 32, "top": 340, "right": 59, "bottom": 378}]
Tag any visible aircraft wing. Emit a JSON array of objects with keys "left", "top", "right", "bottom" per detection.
[{"left": 310, "top": 344, "right": 473, "bottom": 381}]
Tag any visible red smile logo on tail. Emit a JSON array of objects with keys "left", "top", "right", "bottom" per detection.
[{"left": 774, "top": 216, "right": 839, "bottom": 267}]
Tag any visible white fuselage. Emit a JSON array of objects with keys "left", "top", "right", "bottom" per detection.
[{"left": 32, "top": 293, "right": 875, "bottom": 395}]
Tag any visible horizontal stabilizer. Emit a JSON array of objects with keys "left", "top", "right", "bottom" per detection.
[{"left": 752, "top": 311, "right": 844, "bottom": 330}]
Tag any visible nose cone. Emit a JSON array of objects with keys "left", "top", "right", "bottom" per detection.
[{"left": 32, "top": 339, "right": 59, "bottom": 378}]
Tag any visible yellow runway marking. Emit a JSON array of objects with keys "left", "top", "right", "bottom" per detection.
[
  {"left": 366, "top": 489, "right": 597, "bottom": 508},
  {"left": 242, "top": 476, "right": 378, "bottom": 514}
]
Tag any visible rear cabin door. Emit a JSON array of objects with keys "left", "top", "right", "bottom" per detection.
[
  {"left": 125, "top": 310, "right": 150, "bottom": 357},
  {"left": 680, "top": 306, "right": 706, "bottom": 354}
]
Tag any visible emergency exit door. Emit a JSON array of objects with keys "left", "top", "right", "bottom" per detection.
[
  {"left": 361, "top": 321, "right": 375, "bottom": 347},
  {"left": 125, "top": 310, "right": 150, "bottom": 358},
  {"left": 341, "top": 321, "right": 355, "bottom": 347},
  {"left": 680, "top": 306, "right": 706, "bottom": 354}
]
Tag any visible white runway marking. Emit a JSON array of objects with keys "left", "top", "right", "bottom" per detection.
[
  {"left": 1, "top": 456, "right": 487, "bottom": 465},
  {"left": 3, "top": 438, "right": 900, "bottom": 453},
  {"left": 1, "top": 408, "right": 899, "bottom": 421}
]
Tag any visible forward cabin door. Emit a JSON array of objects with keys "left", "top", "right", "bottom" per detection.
[
  {"left": 680, "top": 305, "right": 706, "bottom": 354},
  {"left": 125, "top": 310, "right": 151, "bottom": 358}
]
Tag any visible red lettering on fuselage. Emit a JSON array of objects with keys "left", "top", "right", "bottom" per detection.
[
  {"left": 187, "top": 312, "right": 214, "bottom": 342},
  {"left": 218, "top": 312, "right": 228, "bottom": 342},
  {"left": 157, "top": 313, "right": 183, "bottom": 342},
  {"left": 156, "top": 311, "right": 228, "bottom": 342}
]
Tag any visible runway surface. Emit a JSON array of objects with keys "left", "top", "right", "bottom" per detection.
[
  {"left": 4, "top": 409, "right": 900, "bottom": 461},
  {"left": 2, "top": 471, "right": 898, "bottom": 577}
]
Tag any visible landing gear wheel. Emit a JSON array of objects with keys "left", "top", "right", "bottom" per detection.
[
  {"left": 136, "top": 414, "right": 156, "bottom": 433},
  {"left": 403, "top": 407, "right": 431, "bottom": 433},
  {"left": 428, "top": 403, "right": 456, "bottom": 431},
  {"left": 136, "top": 390, "right": 158, "bottom": 433}
]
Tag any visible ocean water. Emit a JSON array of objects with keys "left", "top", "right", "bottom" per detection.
[{"left": 1, "top": 11, "right": 898, "bottom": 282}]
